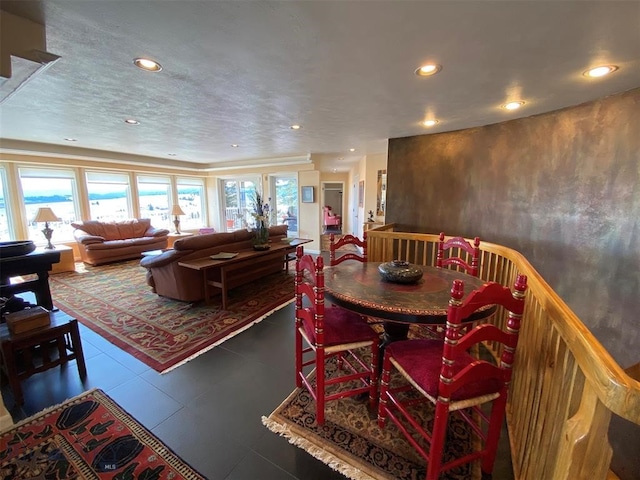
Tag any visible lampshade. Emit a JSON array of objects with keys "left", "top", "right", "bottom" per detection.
[
  {"left": 33, "top": 207, "right": 61, "bottom": 223},
  {"left": 171, "top": 204, "right": 186, "bottom": 216}
]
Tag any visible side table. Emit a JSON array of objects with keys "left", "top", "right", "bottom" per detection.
[
  {"left": 167, "top": 232, "right": 194, "bottom": 249},
  {"left": 0, "top": 309, "right": 87, "bottom": 405},
  {"left": 46, "top": 244, "right": 76, "bottom": 273}
]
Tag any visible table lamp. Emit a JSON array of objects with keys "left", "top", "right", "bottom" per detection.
[
  {"left": 33, "top": 207, "right": 61, "bottom": 249},
  {"left": 171, "top": 204, "right": 186, "bottom": 234}
]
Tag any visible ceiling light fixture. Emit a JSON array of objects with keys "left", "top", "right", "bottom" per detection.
[
  {"left": 349, "top": 148, "right": 355, "bottom": 152},
  {"left": 168, "top": 153, "right": 177, "bottom": 156},
  {"left": 583, "top": 65, "right": 618, "bottom": 78},
  {"left": 64, "top": 137, "right": 77, "bottom": 142},
  {"left": 124, "top": 119, "right": 140, "bottom": 125},
  {"left": 231, "top": 144, "right": 239, "bottom": 147},
  {"left": 290, "top": 124, "right": 301, "bottom": 130},
  {"left": 422, "top": 119, "right": 439, "bottom": 127},
  {"left": 415, "top": 64, "right": 442, "bottom": 77},
  {"left": 502, "top": 101, "right": 525, "bottom": 111},
  {"left": 133, "top": 57, "right": 162, "bottom": 72}
]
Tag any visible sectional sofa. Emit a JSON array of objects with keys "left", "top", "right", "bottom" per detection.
[
  {"left": 71, "top": 219, "right": 169, "bottom": 265},
  {"left": 140, "top": 224, "right": 288, "bottom": 302}
]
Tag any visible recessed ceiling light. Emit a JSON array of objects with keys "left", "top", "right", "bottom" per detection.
[
  {"left": 349, "top": 148, "right": 356, "bottom": 152},
  {"left": 422, "top": 119, "right": 439, "bottom": 127},
  {"left": 133, "top": 57, "right": 162, "bottom": 72},
  {"left": 168, "top": 153, "right": 177, "bottom": 156},
  {"left": 231, "top": 144, "right": 239, "bottom": 148},
  {"left": 583, "top": 65, "right": 618, "bottom": 78},
  {"left": 64, "top": 137, "right": 77, "bottom": 142},
  {"left": 502, "top": 101, "right": 525, "bottom": 111},
  {"left": 290, "top": 124, "right": 301, "bottom": 130},
  {"left": 124, "top": 119, "right": 140, "bottom": 125},
  {"left": 415, "top": 64, "right": 442, "bottom": 77}
]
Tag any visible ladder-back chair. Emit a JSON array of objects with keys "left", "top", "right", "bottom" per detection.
[
  {"left": 295, "top": 246, "right": 380, "bottom": 425},
  {"left": 378, "top": 274, "right": 528, "bottom": 479},
  {"left": 329, "top": 232, "right": 367, "bottom": 266}
]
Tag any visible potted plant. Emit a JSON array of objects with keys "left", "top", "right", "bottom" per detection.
[{"left": 251, "top": 191, "right": 271, "bottom": 250}]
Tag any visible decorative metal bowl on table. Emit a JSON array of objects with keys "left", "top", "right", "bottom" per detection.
[
  {"left": 0, "top": 240, "right": 36, "bottom": 258},
  {"left": 378, "top": 260, "right": 424, "bottom": 284}
]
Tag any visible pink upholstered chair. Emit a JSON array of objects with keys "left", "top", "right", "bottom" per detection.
[
  {"left": 295, "top": 246, "right": 379, "bottom": 425},
  {"left": 323, "top": 206, "right": 342, "bottom": 232},
  {"left": 378, "top": 275, "right": 528, "bottom": 479}
]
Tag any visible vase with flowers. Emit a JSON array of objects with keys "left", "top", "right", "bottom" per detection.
[{"left": 251, "top": 191, "right": 271, "bottom": 250}]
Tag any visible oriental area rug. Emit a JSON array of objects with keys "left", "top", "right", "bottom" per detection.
[
  {"left": 0, "top": 389, "right": 205, "bottom": 479},
  {"left": 50, "top": 260, "right": 294, "bottom": 373},
  {"left": 263, "top": 355, "right": 480, "bottom": 480}
]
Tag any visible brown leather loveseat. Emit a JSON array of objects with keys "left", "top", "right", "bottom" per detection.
[
  {"left": 140, "top": 225, "right": 288, "bottom": 302},
  {"left": 72, "top": 218, "right": 169, "bottom": 266}
]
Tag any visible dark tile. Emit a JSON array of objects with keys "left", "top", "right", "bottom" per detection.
[
  {"left": 103, "top": 344, "right": 152, "bottom": 375},
  {"left": 255, "top": 432, "right": 347, "bottom": 480},
  {"left": 224, "top": 450, "right": 297, "bottom": 480},
  {"left": 106, "top": 377, "right": 183, "bottom": 430},
  {"left": 152, "top": 407, "right": 249, "bottom": 480},
  {"left": 141, "top": 347, "right": 247, "bottom": 404}
]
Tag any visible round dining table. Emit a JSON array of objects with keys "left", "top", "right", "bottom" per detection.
[{"left": 323, "top": 262, "right": 494, "bottom": 343}]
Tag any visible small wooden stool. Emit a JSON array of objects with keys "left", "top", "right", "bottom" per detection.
[{"left": 0, "top": 310, "right": 86, "bottom": 405}]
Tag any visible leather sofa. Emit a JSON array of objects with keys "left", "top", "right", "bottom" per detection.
[
  {"left": 71, "top": 219, "right": 169, "bottom": 266},
  {"left": 140, "top": 225, "right": 288, "bottom": 302}
]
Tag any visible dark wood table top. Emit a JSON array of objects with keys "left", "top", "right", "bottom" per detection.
[
  {"left": 179, "top": 238, "right": 312, "bottom": 270},
  {"left": 324, "top": 262, "right": 493, "bottom": 324}
]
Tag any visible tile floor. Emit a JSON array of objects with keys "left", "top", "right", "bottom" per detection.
[{"left": 2, "top": 289, "right": 514, "bottom": 480}]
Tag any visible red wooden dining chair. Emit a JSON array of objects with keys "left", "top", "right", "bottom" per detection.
[
  {"left": 436, "top": 232, "right": 481, "bottom": 277},
  {"left": 295, "top": 246, "right": 380, "bottom": 425},
  {"left": 377, "top": 274, "right": 528, "bottom": 480},
  {"left": 329, "top": 232, "right": 367, "bottom": 266}
]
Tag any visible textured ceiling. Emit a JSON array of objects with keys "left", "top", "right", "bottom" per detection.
[{"left": 0, "top": 0, "right": 639, "bottom": 172}]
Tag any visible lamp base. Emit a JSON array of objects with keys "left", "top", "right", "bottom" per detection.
[
  {"left": 173, "top": 217, "right": 181, "bottom": 234},
  {"left": 42, "top": 224, "right": 55, "bottom": 249}
]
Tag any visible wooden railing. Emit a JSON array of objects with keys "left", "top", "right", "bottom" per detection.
[{"left": 367, "top": 224, "right": 640, "bottom": 480}]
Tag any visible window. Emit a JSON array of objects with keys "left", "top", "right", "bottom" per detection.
[
  {"left": 270, "top": 175, "right": 298, "bottom": 235},
  {"left": 176, "top": 177, "right": 205, "bottom": 230},
  {"left": 220, "top": 178, "right": 258, "bottom": 231},
  {"left": 19, "top": 167, "right": 79, "bottom": 244},
  {"left": 137, "top": 175, "right": 171, "bottom": 229},
  {"left": 0, "top": 166, "right": 13, "bottom": 241},
  {"left": 86, "top": 171, "right": 132, "bottom": 222}
]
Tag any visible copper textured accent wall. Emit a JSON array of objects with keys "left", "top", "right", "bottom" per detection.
[{"left": 387, "top": 88, "right": 640, "bottom": 477}]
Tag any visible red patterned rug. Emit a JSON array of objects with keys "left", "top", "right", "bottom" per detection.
[
  {"left": 50, "top": 260, "right": 294, "bottom": 373},
  {"left": 0, "top": 389, "right": 204, "bottom": 479}
]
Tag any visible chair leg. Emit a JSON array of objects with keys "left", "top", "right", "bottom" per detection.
[
  {"left": 316, "top": 350, "right": 326, "bottom": 425},
  {"left": 295, "top": 328, "right": 303, "bottom": 388},
  {"left": 369, "top": 343, "right": 379, "bottom": 410},
  {"left": 377, "top": 353, "right": 392, "bottom": 428},
  {"left": 426, "top": 401, "right": 450, "bottom": 480},
  {"left": 481, "top": 394, "right": 508, "bottom": 474}
]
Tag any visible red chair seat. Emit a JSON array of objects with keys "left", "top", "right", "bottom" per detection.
[
  {"left": 302, "top": 306, "right": 380, "bottom": 346},
  {"left": 386, "top": 339, "right": 503, "bottom": 402}
]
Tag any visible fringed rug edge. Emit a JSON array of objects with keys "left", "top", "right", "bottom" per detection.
[
  {"left": 160, "top": 297, "right": 295, "bottom": 374},
  {"left": 261, "top": 385, "right": 390, "bottom": 480}
]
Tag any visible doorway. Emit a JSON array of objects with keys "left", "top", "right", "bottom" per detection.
[
  {"left": 322, "top": 182, "right": 344, "bottom": 233},
  {"left": 269, "top": 174, "right": 298, "bottom": 236}
]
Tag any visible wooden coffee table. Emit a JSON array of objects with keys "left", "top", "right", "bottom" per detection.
[{"left": 0, "top": 309, "right": 86, "bottom": 405}]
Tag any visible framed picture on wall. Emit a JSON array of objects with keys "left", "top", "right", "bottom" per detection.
[
  {"left": 301, "top": 186, "right": 314, "bottom": 203},
  {"left": 358, "top": 181, "right": 364, "bottom": 207}
]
